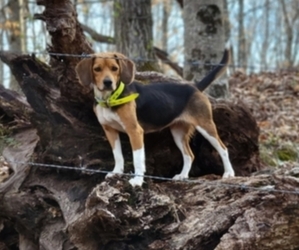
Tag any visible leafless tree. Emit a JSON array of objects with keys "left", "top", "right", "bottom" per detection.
[
  {"left": 237, "top": 0, "right": 246, "bottom": 68},
  {"left": 114, "top": 0, "right": 159, "bottom": 71},
  {"left": 3, "top": 0, "right": 27, "bottom": 92},
  {"left": 184, "top": 0, "right": 229, "bottom": 98}
]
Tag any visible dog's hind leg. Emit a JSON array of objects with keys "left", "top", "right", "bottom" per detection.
[
  {"left": 187, "top": 92, "right": 235, "bottom": 178},
  {"left": 170, "top": 124, "right": 194, "bottom": 180},
  {"left": 195, "top": 121, "right": 235, "bottom": 178}
]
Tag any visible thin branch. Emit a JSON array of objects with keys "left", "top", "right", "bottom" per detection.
[
  {"left": 80, "top": 23, "right": 115, "bottom": 44},
  {"left": 154, "top": 47, "right": 183, "bottom": 76}
]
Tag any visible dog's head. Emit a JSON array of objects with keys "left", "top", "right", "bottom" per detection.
[{"left": 75, "top": 52, "right": 136, "bottom": 98}]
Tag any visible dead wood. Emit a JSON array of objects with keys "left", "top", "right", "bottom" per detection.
[{"left": 2, "top": 1, "right": 295, "bottom": 250}]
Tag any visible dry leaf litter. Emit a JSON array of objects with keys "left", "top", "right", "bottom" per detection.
[{"left": 229, "top": 69, "right": 299, "bottom": 168}]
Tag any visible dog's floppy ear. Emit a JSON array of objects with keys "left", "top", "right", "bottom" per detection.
[
  {"left": 75, "top": 57, "right": 94, "bottom": 86},
  {"left": 114, "top": 53, "right": 136, "bottom": 85}
]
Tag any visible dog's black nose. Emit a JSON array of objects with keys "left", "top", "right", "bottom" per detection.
[{"left": 103, "top": 79, "right": 112, "bottom": 88}]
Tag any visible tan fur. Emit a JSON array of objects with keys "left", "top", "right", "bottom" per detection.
[
  {"left": 102, "top": 124, "right": 119, "bottom": 149},
  {"left": 76, "top": 52, "right": 136, "bottom": 90},
  {"left": 116, "top": 102, "right": 144, "bottom": 151},
  {"left": 170, "top": 123, "right": 195, "bottom": 158}
]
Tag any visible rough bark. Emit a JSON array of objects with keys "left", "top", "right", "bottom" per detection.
[
  {"left": 4, "top": 0, "right": 27, "bottom": 92},
  {"left": 2, "top": 1, "right": 295, "bottom": 250},
  {"left": 161, "top": 0, "right": 170, "bottom": 52},
  {"left": 237, "top": 0, "right": 247, "bottom": 69},
  {"left": 114, "top": 0, "right": 159, "bottom": 71},
  {"left": 183, "top": 0, "right": 229, "bottom": 99},
  {"left": 261, "top": 0, "right": 270, "bottom": 69},
  {"left": 279, "top": 0, "right": 298, "bottom": 67},
  {"left": 223, "top": 0, "right": 230, "bottom": 42}
]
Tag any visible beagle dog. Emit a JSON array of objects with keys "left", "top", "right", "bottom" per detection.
[{"left": 75, "top": 49, "right": 235, "bottom": 187}]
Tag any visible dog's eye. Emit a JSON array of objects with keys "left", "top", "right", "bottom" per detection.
[
  {"left": 111, "top": 66, "right": 118, "bottom": 71},
  {"left": 94, "top": 67, "right": 102, "bottom": 72}
]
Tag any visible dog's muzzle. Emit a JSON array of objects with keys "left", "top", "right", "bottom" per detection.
[{"left": 103, "top": 79, "right": 113, "bottom": 89}]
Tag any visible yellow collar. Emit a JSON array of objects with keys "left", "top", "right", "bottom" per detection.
[{"left": 95, "top": 82, "right": 139, "bottom": 108}]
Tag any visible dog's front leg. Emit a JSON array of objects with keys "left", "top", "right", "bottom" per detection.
[
  {"left": 126, "top": 123, "right": 145, "bottom": 187},
  {"left": 115, "top": 103, "right": 145, "bottom": 187},
  {"left": 102, "top": 125, "right": 124, "bottom": 178}
]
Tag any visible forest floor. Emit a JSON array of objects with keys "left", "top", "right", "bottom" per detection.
[{"left": 229, "top": 69, "right": 299, "bottom": 169}]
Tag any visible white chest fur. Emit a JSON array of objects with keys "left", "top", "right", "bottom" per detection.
[{"left": 94, "top": 105, "right": 126, "bottom": 132}]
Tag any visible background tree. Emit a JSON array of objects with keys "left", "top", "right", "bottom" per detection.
[
  {"left": 260, "top": 0, "right": 270, "bottom": 69},
  {"left": 2, "top": 0, "right": 27, "bottom": 92},
  {"left": 279, "top": 0, "right": 299, "bottom": 67},
  {"left": 114, "top": 0, "right": 159, "bottom": 71},
  {"left": 183, "top": 0, "right": 229, "bottom": 99},
  {"left": 237, "top": 0, "right": 246, "bottom": 68}
]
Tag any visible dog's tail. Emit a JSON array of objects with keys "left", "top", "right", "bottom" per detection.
[{"left": 195, "top": 43, "right": 230, "bottom": 91}]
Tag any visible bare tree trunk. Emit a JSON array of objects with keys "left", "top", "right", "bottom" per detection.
[
  {"left": 290, "top": 0, "right": 299, "bottom": 64},
  {"left": 114, "top": 0, "right": 159, "bottom": 71},
  {"left": 223, "top": 0, "right": 230, "bottom": 42},
  {"left": 275, "top": 3, "right": 284, "bottom": 68},
  {"left": 237, "top": 0, "right": 246, "bottom": 69},
  {"left": 161, "top": 0, "right": 170, "bottom": 52},
  {"left": 18, "top": 0, "right": 26, "bottom": 52},
  {"left": 160, "top": 0, "right": 171, "bottom": 73},
  {"left": 6, "top": 0, "right": 22, "bottom": 52},
  {"left": 223, "top": 0, "right": 234, "bottom": 74},
  {"left": 4, "top": 0, "right": 27, "bottom": 92},
  {"left": 183, "top": 0, "right": 229, "bottom": 99},
  {"left": 261, "top": 0, "right": 270, "bottom": 70},
  {"left": 0, "top": 6, "right": 3, "bottom": 86},
  {"left": 280, "top": 0, "right": 293, "bottom": 67}
]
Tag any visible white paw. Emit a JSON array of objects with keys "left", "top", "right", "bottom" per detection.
[
  {"left": 222, "top": 171, "right": 235, "bottom": 178},
  {"left": 129, "top": 177, "right": 143, "bottom": 187},
  {"left": 105, "top": 171, "right": 122, "bottom": 179},
  {"left": 172, "top": 174, "right": 188, "bottom": 181}
]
